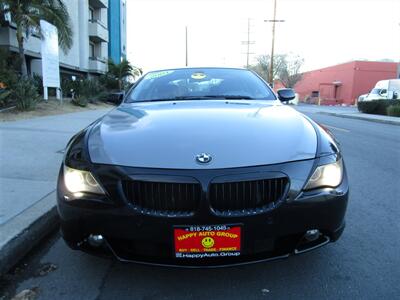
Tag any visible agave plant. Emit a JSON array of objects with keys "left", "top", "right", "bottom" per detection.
[{"left": 10, "top": 77, "right": 40, "bottom": 111}]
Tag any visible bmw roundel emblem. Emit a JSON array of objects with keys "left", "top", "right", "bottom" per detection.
[{"left": 196, "top": 153, "right": 212, "bottom": 164}]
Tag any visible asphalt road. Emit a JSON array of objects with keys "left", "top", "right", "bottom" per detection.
[{"left": 2, "top": 112, "right": 400, "bottom": 300}]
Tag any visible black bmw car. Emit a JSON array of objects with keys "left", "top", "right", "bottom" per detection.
[{"left": 57, "top": 67, "right": 349, "bottom": 267}]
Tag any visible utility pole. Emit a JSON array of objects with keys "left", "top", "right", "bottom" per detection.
[
  {"left": 241, "top": 18, "right": 255, "bottom": 68},
  {"left": 185, "top": 26, "right": 188, "bottom": 67},
  {"left": 269, "top": 0, "right": 277, "bottom": 85},
  {"left": 264, "top": 0, "right": 284, "bottom": 86},
  {"left": 246, "top": 18, "right": 251, "bottom": 68}
]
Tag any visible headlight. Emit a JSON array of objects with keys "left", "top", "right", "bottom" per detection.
[
  {"left": 304, "top": 159, "right": 343, "bottom": 190},
  {"left": 63, "top": 166, "right": 104, "bottom": 194}
]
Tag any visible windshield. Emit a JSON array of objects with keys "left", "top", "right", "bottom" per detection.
[
  {"left": 125, "top": 68, "right": 276, "bottom": 102},
  {"left": 369, "top": 88, "right": 381, "bottom": 94}
]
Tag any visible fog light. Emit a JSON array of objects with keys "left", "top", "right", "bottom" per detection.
[
  {"left": 88, "top": 234, "right": 104, "bottom": 247},
  {"left": 304, "top": 229, "right": 320, "bottom": 242}
]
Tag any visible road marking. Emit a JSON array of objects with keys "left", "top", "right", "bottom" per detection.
[{"left": 322, "top": 124, "right": 350, "bottom": 133}]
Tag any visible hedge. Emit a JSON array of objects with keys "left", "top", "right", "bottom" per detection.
[
  {"left": 357, "top": 100, "right": 400, "bottom": 115},
  {"left": 387, "top": 105, "right": 400, "bottom": 117}
]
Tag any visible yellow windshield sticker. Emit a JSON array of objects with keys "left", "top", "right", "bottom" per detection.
[
  {"left": 145, "top": 70, "right": 174, "bottom": 80},
  {"left": 191, "top": 72, "right": 206, "bottom": 80}
]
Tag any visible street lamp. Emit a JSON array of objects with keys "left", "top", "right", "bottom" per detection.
[{"left": 264, "top": 0, "right": 284, "bottom": 86}]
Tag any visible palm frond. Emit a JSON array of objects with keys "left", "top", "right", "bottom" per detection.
[
  {"left": 30, "top": 0, "right": 73, "bottom": 52},
  {"left": 7, "top": 0, "right": 73, "bottom": 53}
]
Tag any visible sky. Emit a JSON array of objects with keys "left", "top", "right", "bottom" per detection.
[{"left": 126, "top": 0, "right": 400, "bottom": 73}]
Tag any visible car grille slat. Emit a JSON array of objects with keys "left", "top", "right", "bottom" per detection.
[
  {"left": 122, "top": 180, "right": 201, "bottom": 215},
  {"left": 122, "top": 177, "right": 288, "bottom": 216},
  {"left": 248, "top": 181, "right": 252, "bottom": 208},
  {"left": 268, "top": 180, "right": 272, "bottom": 202},
  {"left": 210, "top": 177, "right": 288, "bottom": 214},
  {"left": 157, "top": 182, "right": 161, "bottom": 210},
  {"left": 138, "top": 181, "right": 142, "bottom": 207}
]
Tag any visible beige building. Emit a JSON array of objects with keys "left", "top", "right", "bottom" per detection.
[{"left": 0, "top": 0, "right": 109, "bottom": 77}]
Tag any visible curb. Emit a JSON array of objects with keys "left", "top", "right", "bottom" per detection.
[
  {"left": 318, "top": 112, "right": 400, "bottom": 126},
  {"left": 0, "top": 192, "right": 59, "bottom": 276}
]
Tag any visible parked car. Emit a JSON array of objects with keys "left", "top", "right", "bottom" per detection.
[
  {"left": 107, "top": 91, "right": 125, "bottom": 105},
  {"left": 363, "top": 79, "right": 400, "bottom": 101},
  {"left": 57, "top": 67, "right": 349, "bottom": 267}
]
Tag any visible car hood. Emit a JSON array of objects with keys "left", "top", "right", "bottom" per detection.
[
  {"left": 365, "top": 94, "right": 385, "bottom": 100},
  {"left": 88, "top": 100, "right": 317, "bottom": 169}
]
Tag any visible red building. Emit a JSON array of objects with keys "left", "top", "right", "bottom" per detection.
[{"left": 294, "top": 61, "right": 399, "bottom": 105}]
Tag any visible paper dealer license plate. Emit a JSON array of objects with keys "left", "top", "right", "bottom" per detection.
[{"left": 174, "top": 224, "right": 241, "bottom": 258}]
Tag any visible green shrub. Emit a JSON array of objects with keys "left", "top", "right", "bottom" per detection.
[
  {"left": 32, "top": 73, "right": 43, "bottom": 95},
  {"left": 387, "top": 105, "right": 400, "bottom": 117},
  {"left": 72, "top": 96, "right": 88, "bottom": 107},
  {"left": 11, "top": 77, "right": 40, "bottom": 111},
  {"left": 0, "top": 89, "right": 11, "bottom": 108},
  {"left": 357, "top": 100, "right": 400, "bottom": 115},
  {"left": 0, "top": 68, "right": 18, "bottom": 90},
  {"left": 61, "top": 76, "right": 78, "bottom": 98},
  {"left": 0, "top": 48, "right": 21, "bottom": 74},
  {"left": 0, "top": 49, "right": 20, "bottom": 95},
  {"left": 98, "top": 74, "right": 119, "bottom": 90},
  {"left": 69, "top": 78, "right": 106, "bottom": 106},
  {"left": 80, "top": 78, "right": 104, "bottom": 101}
]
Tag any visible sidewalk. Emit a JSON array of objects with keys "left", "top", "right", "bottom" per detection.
[
  {"left": 295, "top": 104, "right": 400, "bottom": 126},
  {"left": 0, "top": 108, "right": 112, "bottom": 274}
]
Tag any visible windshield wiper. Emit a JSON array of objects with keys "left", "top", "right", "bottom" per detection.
[
  {"left": 132, "top": 95, "right": 255, "bottom": 102},
  {"left": 200, "top": 95, "right": 254, "bottom": 100},
  {"left": 134, "top": 96, "right": 208, "bottom": 102},
  {"left": 169, "top": 95, "right": 255, "bottom": 100}
]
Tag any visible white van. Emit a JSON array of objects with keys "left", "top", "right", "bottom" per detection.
[
  {"left": 364, "top": 79, "right": 400, "bottom": 101},
  {"left": 288, "top": 93, "right": 299, "bottom": 105}
]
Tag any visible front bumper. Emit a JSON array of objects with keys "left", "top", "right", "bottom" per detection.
[{"left": 57, "top": 160, "right": 349, "bottom": 267}]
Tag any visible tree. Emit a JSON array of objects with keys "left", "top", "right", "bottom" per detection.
[
  {"left": 107, "top": 59, "right": 142, "bottom": 90},
  {"left": 0, "top": 0, "right": 73, "bottom": 76},
  {"left": 249, "top": 54, "right": 286, "bottom": 83},
  {"left": 278, "top": 54, "right": 304, "bottom": 88},
  {"left": 249, "top": 53, "right": 304, "bottom": 88}
]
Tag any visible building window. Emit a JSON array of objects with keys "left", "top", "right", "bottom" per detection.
[
  {"left": 89, "top": 7, "right": 94, "bottom": 21},
  {"left": 89, "top": 42, "right": 95, "bottom": 58},
  {"left": 311, "top": 91, "right": 319, "bottom": 97}
]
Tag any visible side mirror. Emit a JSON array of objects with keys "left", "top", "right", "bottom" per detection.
[
  {"left": 109, "top": 92, "right": 125, "bottom": 105},
  {"left": 277, "top": 88, "right": 296, "bottom": 102}
]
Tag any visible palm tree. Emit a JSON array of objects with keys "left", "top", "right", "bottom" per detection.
[
  {"left": 0, "top": 0, "right": 73, "bottom": 76},
  {"left": 107, "top": 59, "right": 142, "bottom": 90}
]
